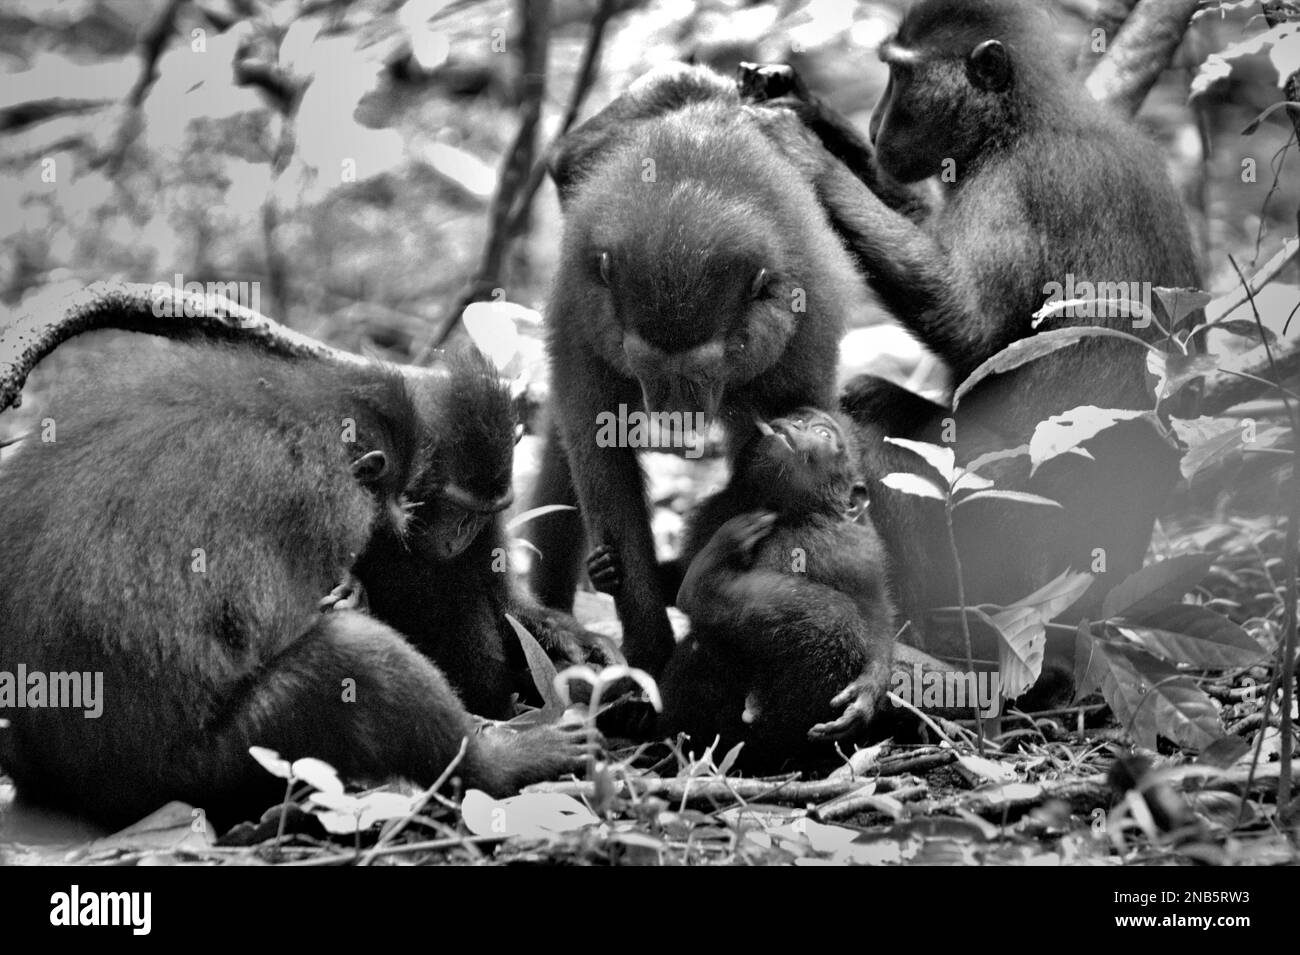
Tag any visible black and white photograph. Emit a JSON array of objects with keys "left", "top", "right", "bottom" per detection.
[{"left": 0, "top": 0, "right": 1297, "bottom": 887}]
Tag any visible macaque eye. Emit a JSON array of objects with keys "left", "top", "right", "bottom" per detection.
[
  {"left": 597, "top": 251, "right": 611, "bottom": 285},
  {"left": 352, "top": 450, "right": 389, "bottom": 484},
  {"left": 812, "top": 424, "right": 834, "bottom": 440},
  {"left": 750, "top": 267, "right": 770, "bottom": 300}
]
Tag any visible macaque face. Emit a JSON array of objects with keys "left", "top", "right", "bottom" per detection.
[
  {"left": 568, "top": 115, "right": 805, "bottom": 428},
  {"left": 397, "top": 353, "right": 519, "bottom": 561},
  {"left": 745, "top": 407, "right": 865, "bottom": 516}
]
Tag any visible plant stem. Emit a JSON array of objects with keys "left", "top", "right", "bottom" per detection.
[
  {"left": 944, "top": 499, "right": 985, "bottom": 753},
  {"left": 1278, "top": 471, "right": 1298, "bottom": 819},
  {"left": 1227, "top": 254, "right": 1299, "bottom": 820},
  {"left": 275, "top": 777, "right": 292, "bottom": 854}
]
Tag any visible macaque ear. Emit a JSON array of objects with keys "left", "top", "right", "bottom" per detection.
[
  {"left": 352, "top": 450, "right": 389, "bottom": 484},
  {"left": 968, "top": 39, "right": 1012, "bottom": 93},
  {"left": 846, "top": 481, "right": 870, "bottom": 522}
]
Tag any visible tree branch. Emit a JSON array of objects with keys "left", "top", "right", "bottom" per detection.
[
  {"left": 420, "top": 0, "right": 553, "bottom": 359},
  {"left": 502, "top": 0, "right": 618, "bottom": 242},
  {"left": 1086, "top": 0, "right": 1202, "bottom": 116},
  {"left": 1072, "top": 0, "right": 1142, "bottom": 74},
  {"left": 101, "top": 0, "right": 186, "bottom": 177}
]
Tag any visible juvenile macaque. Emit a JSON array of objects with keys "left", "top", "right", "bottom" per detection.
[{"left": 590, "top": 408, "right": 894, "bottom": 769}]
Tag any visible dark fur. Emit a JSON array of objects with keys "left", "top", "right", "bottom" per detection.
[
  {"left": 0, "top": 342, "right": 589, "bottom": 830},
  {"left": 355, "top": 349, "right": 610, "bottom": 719},
  {"left": 751, "top": 0, "right": 1200, "bottom": 650},
  {"left": 526, "top": 65, "right": 863, "bottom": 676},
  {"left": 591, "top": 409, "right": 895, "bottom": 769}
]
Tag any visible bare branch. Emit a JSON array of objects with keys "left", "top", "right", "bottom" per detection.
[
  {"left": 1072, "top": 0, "right": 1142, "bottom": 73},
  {"left": 101, "top": 0, "right": 186, "bottom": 176},
  {"left": 1086, "top": 0, "right": 1201, "bottom": 116},
  {"left": 502, "top": 0, "right": 620, "bottom": 241},
  {"left": 421, "top": 0, "right": 554, "bottom": 358},
  {"left": 1206, "top": 237, "right": 1300, "bottom": 324}
]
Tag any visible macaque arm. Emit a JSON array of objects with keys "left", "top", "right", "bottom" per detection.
[{"left": 553, "top": 373, "right": 675, "bottom": 676}]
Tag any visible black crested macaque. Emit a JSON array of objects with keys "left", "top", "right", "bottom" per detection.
[
  {"left": 0, "top": 342, "right": 593, "bottom": 830},
  {"left": 742, "top": 0, "right": 1200, "bottom": 721},
  {"left": 589, "top": 408, "right": 895, "bottom": 769},
  {"left": 526, "top": 64, "right": 865, "bottom": 677},
  {"left": 353, "top": 349, "right": 615, "bottom": 720}
]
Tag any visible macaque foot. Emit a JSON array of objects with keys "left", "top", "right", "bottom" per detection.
[
  {"left": 586, "top": 542, "right": 624, "bottom": 595},
  {"left": 807, "top": 668, "right": 888, "bottom": 742},
  {"left": 321, "top": 572, "right": 368, "bottom": 612},
  {"left": 482, "top": 715, "right": 603, "bottom": 787}
]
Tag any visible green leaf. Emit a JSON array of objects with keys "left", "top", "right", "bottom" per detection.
[
  {"left": 987, "top": 571, "right": 1092, "bottom": 699},
  {"left": 881, "top": 472, "right": 946, "bottom": 500},
  {"left": 1098, "top": 647, "right": 1159, "bottom": 751},
  {"left": 1214, "top": 319, "right": 1278, "bottom": 348},
  {"left": 291, "top": 758, "right": 344, "bottom": 794},
  {"left": 1097, "top": 642, "right": 1223, "bottom": 751},
  {"left": 1008, "top": 569, "right": 1095, "bottom": 622},
  {"left": 1150, "top": 287, "right": 1211, "bottom": 329},
  {"left": 953, "top": 327, "right": 1153, "bottom": 406},
  {"left": 954, "top": 489, "right": 1062, "bottom": 509},
  {"left": 1033, "top": 296, "right": 1155, "bottom": 328},
  {"left": 949, "top": 469, "right": 994, "bottom": 495},
  {"left": 505, "top": 613, "right": 566, "bottom": 715},
  {"left": 1189, "top": 21, "right": 1300, "bottom": 100},
  {"left": 884, "top": 437, "right": 957, "bottom": 483},
  {"left": 1172, "top": 416, "right": 1288, "bottom": 482},
  {"left": 991, "top": 606, "right": 1045, "bottom": 700},
  {"left": 1028, "top": 406, "right": 1151, "bottom": 474},
  {"left": 506, "top": 504, "right": 576, "bottom": 532},
  {"left": 461, "top": 790, "right": 599, "bottom": 839},
  {"left": 1117, "top": 604, "right": 1266, "bottom": 668},
  {"left": 965, "top": 445, "right": 1030, "bottom": 475},
  {"left": 717, "top": 742, "right": 745, "bottom": 776},
  {"left": 1101, "top": 554, "right": 1214, "bottom": 620},
  {"left": 1150, "top": 353, "right": 1219, "bottom": 402},
  {"left": 1073, "top": 620, "right": 1107, "bottom": 702},
  {"left": 249, "top": 746, "right": 292, "bottom": 780},
  {"left": 1196, "top": 736, "right": 1251, "bottom": 769}
]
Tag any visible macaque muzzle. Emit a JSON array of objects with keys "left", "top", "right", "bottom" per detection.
[
  {"left": 429, "top": 484, "right": 514, "bottom": 560},
  {"left": 638, "top": 377, "right": 725, "bottom": 432},
  {"left": 755, "top": 416, "right": 828, "bottom": 462}
]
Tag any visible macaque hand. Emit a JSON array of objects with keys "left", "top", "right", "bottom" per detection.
[
  {"left": 320, "top": 572, "right": 368, "bottom": 613},
  {"left": 808, "top": 670, "right": 885, "bottom": 742}
]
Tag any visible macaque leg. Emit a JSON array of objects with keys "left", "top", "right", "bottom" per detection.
[
  {"left": 557, "top": 392, "right": 674, "bottom": 677},
  {"left": 201, "top": 612, "right": 594, "bottom": 817},
  {"left": 524, "top": 419, "right": 586, "bottom": 611}
]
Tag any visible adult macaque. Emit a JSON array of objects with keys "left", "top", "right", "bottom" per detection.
[
  {"left": 354, "top": 349, "right": 616, "bottom": 719},
  {"left": 0, "top": 341, "right": 594, "bottom": 829},
  {"left": 590, "top": 409, "right": 895, "bottom": 767},
  {"left": 741, "top": 0, "right": 1200, "bottom": 727},
  {"left": 526, "top": 65, "right": 865, "bottom": 676}
]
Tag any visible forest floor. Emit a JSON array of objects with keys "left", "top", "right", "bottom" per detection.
[{"left": 1, "top": 508, "right": 1295, "bottom": 867}]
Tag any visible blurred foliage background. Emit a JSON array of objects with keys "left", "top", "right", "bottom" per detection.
[{"left": 0, "top": 0, "right": 1297, "bottom": 465}]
